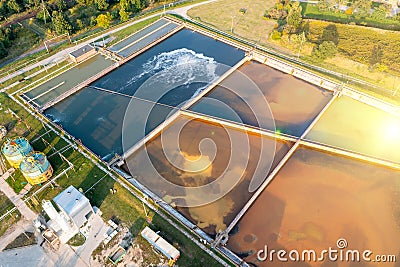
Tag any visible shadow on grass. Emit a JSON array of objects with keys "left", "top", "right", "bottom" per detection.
[
  {"left": 78, "top": 167, "right": 116, "bottom": 208},
  {"left": 129, "top": 217, "right": 146, "bottom": 238}
]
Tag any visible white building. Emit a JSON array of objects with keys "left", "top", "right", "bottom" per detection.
[
  {"left": 43, "top": 185, "right": 94, "bottom": 243},
  {"left": 53, "top": 185, "right": 94, "bottom": 228}
]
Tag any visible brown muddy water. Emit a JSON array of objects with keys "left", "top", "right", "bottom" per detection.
[
  {"left": 123, "top": 115, "right": 293, "bottom": 236},
  {"left": 228, "top": 146, "right": 400, "bottom": 266},
  {"left": 190, "top": 60, "right": 333, "bottom": 137}
]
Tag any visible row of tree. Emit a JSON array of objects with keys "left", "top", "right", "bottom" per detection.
[
  {"left": 265, "top": 0, "right": 400, "bottom": 67},
  {"left": 306, "top": 20, "right": 400, "bottom": 72},
  {"left": 0, "top": 25, "right": 19, "bottom": 59},
  {"left": 317, "top": 0, "right": 389, "bottom": 18},
  {"left": 31, "top": 0, "right": 149, "bottom": 35}
]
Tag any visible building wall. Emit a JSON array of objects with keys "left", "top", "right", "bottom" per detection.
[{"left": 69, "top": 49, "right": 96, "bottom": 63}]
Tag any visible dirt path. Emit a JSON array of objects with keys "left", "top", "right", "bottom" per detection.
[{"left": 1, "top": 10, "right": 39, "bottom": 28}]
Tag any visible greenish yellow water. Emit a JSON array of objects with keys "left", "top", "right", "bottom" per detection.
[{"left": 306, "top": 96, "right": 400, "bottom": 163}]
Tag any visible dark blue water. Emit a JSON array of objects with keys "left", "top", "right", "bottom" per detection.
[
  {"left": 92, "top": 29, "right": 245, "bottom": 106},
  {"left": 45, "top": 87, "right": 174, "bottom": 160},
  {"left": 44, "top": 30, "right": 244, "bottom": 159}
]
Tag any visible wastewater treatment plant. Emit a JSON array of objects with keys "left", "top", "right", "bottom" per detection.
[{"left": 0, "top": 7, "right": 399, "bottom": 267}]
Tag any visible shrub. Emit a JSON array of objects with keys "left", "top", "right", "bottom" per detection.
[
  {"left": 312, "top": 41, "right": 337, "bottom": 61},
  {"left": 306, "top": 20, "right": 400, "bottom": 72},
  {"left": 271, "top": 30, "right": 282, "bottom": 40}
]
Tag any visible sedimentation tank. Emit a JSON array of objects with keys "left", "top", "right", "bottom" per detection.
[
  {"left": 1, "top": 137, "right": 34, "bottom": 168},
  {"left": 20, "top": 152, "right": 53, "bottom": 185}
]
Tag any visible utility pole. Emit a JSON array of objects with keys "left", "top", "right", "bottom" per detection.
[
  {"left": 163, "top": 3, "right": 166, "bottom": 16},
  {"left": 42, "top": 0, "right": 46, "bottom": 24},
  {"left": 393, "top": 77, "right": 399, "bottom": 96},
  {"left": 297, "top": 31, "right": 305, "bottom": 60}
]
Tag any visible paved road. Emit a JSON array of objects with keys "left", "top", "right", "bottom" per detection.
[
  {"left": 74, "top": 213, "right": 108, "bottom": 265},
  {"left": 0, "top": 243, "right": 54, "bottom": 267},
  {"left": 0, "top": 0, "right": 214, "bottom": 85},
  {"left": 169, "top": 0, "right": 216, "bottom": 18},
  {"left": 0, "top": 219, "right": 33, "bottom": 252}
]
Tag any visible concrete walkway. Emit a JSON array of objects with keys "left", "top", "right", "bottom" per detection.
[
  {"left": 0, "top": 170, "right": 37, "bottom": 221},
  {"left": 74, "top": 213, "right": 108, "bottom": 265},
  {"left": 0, "top": 219, "right": 33, "bottom": 251},
  {"left": 0, "top": 243, "right": 55, "bottom": 267}
]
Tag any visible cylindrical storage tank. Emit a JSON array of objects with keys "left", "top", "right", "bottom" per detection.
[
  {"left": 20, "top": 152, "right": 53, "bottom": 185},
  {"left": 1, "top": 137, "right": 33, "bottom": 168}
]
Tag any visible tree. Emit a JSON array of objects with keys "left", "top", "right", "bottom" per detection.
[
  {"left": 26, "top": 0, "right": 40, "bottom": 8},
  {"left": 0, "top": 41, "right": 8, "bottom": 59},
  {"left": 133, "top": 0, "right": 145, "bottom": 10},
  {"left": 321, "top": 24, "right": 339, "bottom": 45},
  {"left": 119, "top": 7, "right": 129, "bottom": 22},
  {"left": 287, "top": 2, "right": 302, "bottom": 33},
  {"left": 130, "top": 0, "right": 145, "bottom": 12},
  {"left": 369, "top": 44, "right": 383, "bottom": 66},
  {"left": 120, "top": 0, "right": 129, "bottom": 10},
  {"left": 95, "top": 0, "right": 109, "bottom": 10},
  {"left": 0, "top": 1, "right": 7, "bottom": 19},
  {"left": 7, "top": 0, "right": 22, "bottom": 13},
  {"left": 312, "top": 41, "right": 337, "bottom": 61},
  {"left": 371, "top": 5, "right": 387, "bottom": 21},
  {"left": 56, "top": 0, "right": 66, "bottom": 10},
  {"left": 96, "top": 12, "right": 112, "bottom": 28},
  {"left": 265, "top": 6, "right": 287, "bottom": 20},
  {"left": 317, "top": 0, "right": 329, "bottom": 11},
  {"left": 352, "top": 0, "right": 372, "bottom": 17},
  {"left": 52, "top": 11, "right": 72, "bottom": 34}
]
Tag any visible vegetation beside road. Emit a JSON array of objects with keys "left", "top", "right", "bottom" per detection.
[
  {"left": 300, "top": 1, "right": 400, "bottom": 31},
  {"left": 0, "top": 210, "right": 21, "bottom": 238},
  {"left": 0, "top": 193, "right": 20, "bottom": 238},
  {"left": 0, "top": 24, "right": 41, "bottom": 63}
]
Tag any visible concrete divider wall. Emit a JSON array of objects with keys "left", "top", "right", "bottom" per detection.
[
  {"left": 251, "top": 52, "right": 400, "bottom": 117},
  {"left": 293, "top": 69, "right": 324, "bottom": 87},
  {"left": 342, "top": 88, "right": 400, "bottom": 116},
  {"left": 266, "top": 58, "right": 294, "bottom": 74},
  {"left": 321, "top": 80, "right": 338, "bottom": 91}
]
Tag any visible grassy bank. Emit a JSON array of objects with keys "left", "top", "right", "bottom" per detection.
[
  {"left": 300, "top": 3, "right": 400, "bottom": 31},
  {"left": 0, "top": 193, "right": 21, "bottom": 238}
]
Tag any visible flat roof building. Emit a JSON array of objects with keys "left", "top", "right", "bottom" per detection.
[
  {"left": 141, "top": 226, "right": 180, "bottom": 262},
  {"left": 69, "top": 44, "right": 96, "bottom": 63},
  {"left": 53, "top": 185, "right": 93, "bottom": 229},
  {"left": 43, "top": 186, "right": 94, "bottom": 243}
]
